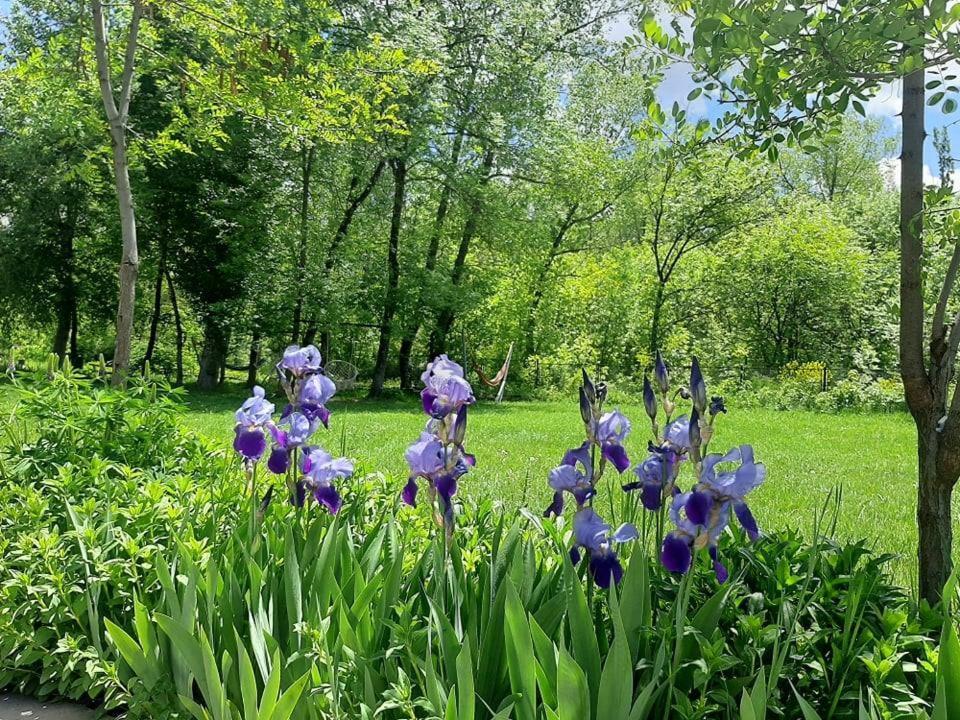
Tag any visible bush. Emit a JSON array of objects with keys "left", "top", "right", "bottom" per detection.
[{"left": 0, "top": 373, "right": 950, "bottom": 719}]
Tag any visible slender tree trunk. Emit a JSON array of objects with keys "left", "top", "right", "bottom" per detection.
[
  {"left": 197, "top": 315, "right": 227, "bottom": 390},
  {"left": 291, "top": 144, "right": 315, "bottom": 343},
  {"left": 398, "top": 125, "right": 468, "bottom": 388},
  {"left": 247, "top": 326, "right": 261, "bottom": 387},
  {"left": 165, "top": 267, "right": 184, "bottom": 386},
  {"left": 649, "top": 280, "right": 666, "bottom": 356},
  {"left": 91, "top": 0, "right": 143, "bottom": 387},
  {"left": 369, "top": 157, "right": 406, "bottom": 397},
  {"left": 53, "top": 206, "right": 78, "bottom": 366},
  {"left": 429, "top": 151, "right": 495, "bottom": 356},
  {"left": 303, "top": 159, "right": 386, "bottom": 344},
  {"left": 144, "top": 241, "right": 166, "bottom": 365},
  {"left": 110, "top": 129, "right": 139, "bottom": 385},
  {"left": 900, "top": 63, "right": 954, "bottom": 604},
  {"left": 524, "top": 204, "right": 579, "bottom": 357},
  {"left": 69, "top": 303, "right": 80, "bottom": 367}
]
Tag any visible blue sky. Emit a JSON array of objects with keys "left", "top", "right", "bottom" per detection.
[{"left": 605, "top": 13, "right": 960, "bottom": 188}]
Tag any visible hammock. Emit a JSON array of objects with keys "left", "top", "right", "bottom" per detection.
[{"left": 474, "top": 343, "right": 514, "bottom": 402}]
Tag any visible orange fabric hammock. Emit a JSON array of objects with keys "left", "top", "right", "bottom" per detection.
[{"left": 475, "top": 359, "right": 509, "bottom": 388}]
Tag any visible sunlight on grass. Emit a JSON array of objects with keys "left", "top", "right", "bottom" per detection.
[{"left": 182, "top": 387, "right": 945, "bottom": 586}]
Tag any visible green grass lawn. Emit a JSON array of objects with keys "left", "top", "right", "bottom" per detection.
[{"left": 182, "top": 385, "right": 945, "bottom": 588}]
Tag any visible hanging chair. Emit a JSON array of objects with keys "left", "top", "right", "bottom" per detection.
[{"left": 326, "top": 359, "right": 359, "bottom": 390}]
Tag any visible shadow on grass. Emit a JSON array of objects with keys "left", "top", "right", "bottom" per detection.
[{"left": 180, "top": 382, "right": 524, "bottom": 416}]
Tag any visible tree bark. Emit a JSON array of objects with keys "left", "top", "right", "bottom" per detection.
[
  {"left": 291, "top": 144, "right": 315, "bottom": 343},
  {"left": 144, "top": 241, "right": 166, "bottom": 365},
  {"left": 369, "top": 157, "right": 407, "bottom": 397},
  {"left": 429, "top": 150, "right": 495, "bottom": 356},
  {"left": 899, "top": 63, "right": 954, "bottom": 604},
  {"left": 165, "top": 267, "right": 184, "bottom": 386},
  {"left": 197, "top": 315, "right": 227, "bottom": 390},
  {"left": 648, "top": 280, "right": 666, "bottom": 357},
  {"left": 53, "top": 204, "right": 78, "bottom": 367},
  {"left": 91, "top": 0, "right": 143, "bottom": 387},
  {"left": 247, "top": 325, "right": 261, "bottom": 387}
]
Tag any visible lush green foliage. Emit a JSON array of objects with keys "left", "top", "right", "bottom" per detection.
[
  {"left": 0, "top": 0, "right": 908, "bottom": 395},
  {"left": 0, "top": 374, "right": 955, "bottom": 718}
]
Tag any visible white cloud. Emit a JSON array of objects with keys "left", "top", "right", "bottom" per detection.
[{"left": 880, "top": 157, "right": 960, "bottom": 192}]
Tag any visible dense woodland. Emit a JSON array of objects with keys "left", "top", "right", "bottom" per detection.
[{"left": 0, "top": 0, "right": 923, "bottom": 395}]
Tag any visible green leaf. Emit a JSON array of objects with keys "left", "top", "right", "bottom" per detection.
[
  {"left": 504, "top": 579, "right": 537, "bottom": 720},
  {"left": 269, "top": 671, "right": 310, "bottom": 720},
  {"left": 791, "top": 685, "right": 823, "bottom": 720},
  {"left": 456, "top": 636, "right": 476, "bottom": 720},
  {"left": 597, "top": 589, "right": 632, "bottom": 719},
  {"left": 557, "top": 649, "right": 590, "bottom": 720},
  {"left": 937, "top": 616, "right": 960, "bottom": 718},
  {"left": 104, "top": 618, "right": 159, "bottom": 688},
  {"left": 236, "top": 631, "right": 259, "bottom": 720},
  {"left": 564, "top": 561, "right": 600, "bottom": 712}
]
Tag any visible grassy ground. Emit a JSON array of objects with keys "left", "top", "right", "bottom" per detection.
[{"left": 181, "top": 384, "right": 944, "bottom": 588}]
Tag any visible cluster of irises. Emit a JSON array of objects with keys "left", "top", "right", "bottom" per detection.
[
  {"left": 233, "top": 345, "right": 353, "bottom": 513},
  {"left": 400, "top": 355, "right": 476, "bottom": 537},
  {"left": 544, "top": 353, "right": 765, "bottom": 587}
]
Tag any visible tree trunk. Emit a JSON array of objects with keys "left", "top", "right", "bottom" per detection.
[
  {"left": 291, "top": 144, "right": 315, "bottom": 343},
  {"left": 304, "top": 160, "right": 386, "bottom": 345},
  {"left": 524, "top": 204, "right": 579, "bottom": 357},
  {"left": 369, "top": 157, "right": 406, "bottom": 397},
  {"left": 53, "top": 206, "right": 78, "bottom": 367},
  {"left": 899, "top": 63, "right": 952, "bottom": 604},
  {"left": 247, "top": 326, "right": 261, "bottom": 387},
  {"left": 398, "top": 125, "right": 468, "bottom": 388},
  {"left": 165, "top": 267, "right": 184, "bottom": 386},
  {"left": 91, "top": 0, "right": 143, "bottom": 387},
  {"left": 144, "top": 241, "right": 166, "bottom": 365},
  {"left": 918, "top": 431, "right": 954, "bottom": 602},
  {"left": 429, "top": 151, "right": 495, "bottom": 356},
  {"left": 649, "top": 280, "right": 665, "bottom": 356},
  {"left": 70, "top": 307, "right": 80, "bottom": 367},
  {"left": 197, "top": 315, "right": 227, "bottom": 390}
]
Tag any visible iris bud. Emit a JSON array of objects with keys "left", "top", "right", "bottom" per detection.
[
  {"left": 688, "top": 407, "right": 702, "bottom": 448},
  {"left": 690, "top": 357, "right": 707, "bottom": 413},
  {"left": 579, "top": 386, "right": 592, "bottom": 425},
  {"left": 654, "top": 350, "right": 669, "bottom": 394},
  {"left": 643, "top": 376, "right": 657, "bottom": 420},
  {"left": 581, "top": 369, "right": 596, "bottom": 404}
]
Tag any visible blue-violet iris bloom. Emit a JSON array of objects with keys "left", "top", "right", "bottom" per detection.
[{"left": 570, "top": 508, "right": 638, "bottom": 588}]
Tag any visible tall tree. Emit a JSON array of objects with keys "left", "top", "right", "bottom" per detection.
[
  {"left": 650, "top": 0, "right": 960, "bottom": 602},
  {"left": 90, "top": 0, "right": 143, "bottom": 385}
]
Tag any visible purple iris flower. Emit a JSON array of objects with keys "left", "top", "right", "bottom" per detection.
[
  {"left": 233, "top": 386, "right": 275, "bottom": 461},
  {"left": 299, "top": 373, "right": 336, "bottom": 427},
  {"left": 661, "top": 491, "right": 731, "bottom": 581},
  {"left": 664, "top": 415, "right": 692, "bottom": 453},
  {"left": 595, "top": 408, "right": 631, "bottom": 472},
  {"left": 421, "top": 372, "right": 475, "bottom": 419},
  {"left": 402, "top": 432, "right": 446, "bottom": 507},
  {"left": 420, "top": 354, "right": 464, "bottom": 384},
  {"left": 301, "top": 447, "right": 354, "bottom": 514},
  {"left": 266, "top": 411, "right": 316, "bottom": 474},
  {"left": 622, "top": 451, "right": 676, "bottom": 510},
  {"left": 544, "top": 442, "right": 594, "bottom": 516},
  {"left": 698, "top": 445, "right": 765, "bottom": 541},
  {"left": 569, "top": 508, "right": 638, "bottom": 588},
  {"left": 279, "top": 344, "right": 322, "bottom": 378}
]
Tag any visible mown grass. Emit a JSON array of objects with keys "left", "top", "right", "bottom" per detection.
[{"left": 180, "top": 383, "right": 946, "bottom": 588}]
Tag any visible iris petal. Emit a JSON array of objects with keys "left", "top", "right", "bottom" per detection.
[
  {"left": 234, "top": 427, "right": 267, "bottom": 460},
  {"left": 267, "top": 447, "right": 290, "bottom": 475},
  {"left": 734, "top": 501, "right": 760, "bottom": 541},
  {"left": 661, "top": 533, "right": 692, "bottom": 574},
  {"left": 313, "top": 484, "right": 342, "bottom": 514},
  {"left": 602, "top": 443, "right": 630, "bottom": 473},
  {"left": 401, "top": 478, "right": 419, "bottom": 507},
  {"left": 685, "top": 490, "right": 712, "bottom": 526},
  {"left": 589, "top": 553, "right": 624, "bottom": 588}
]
